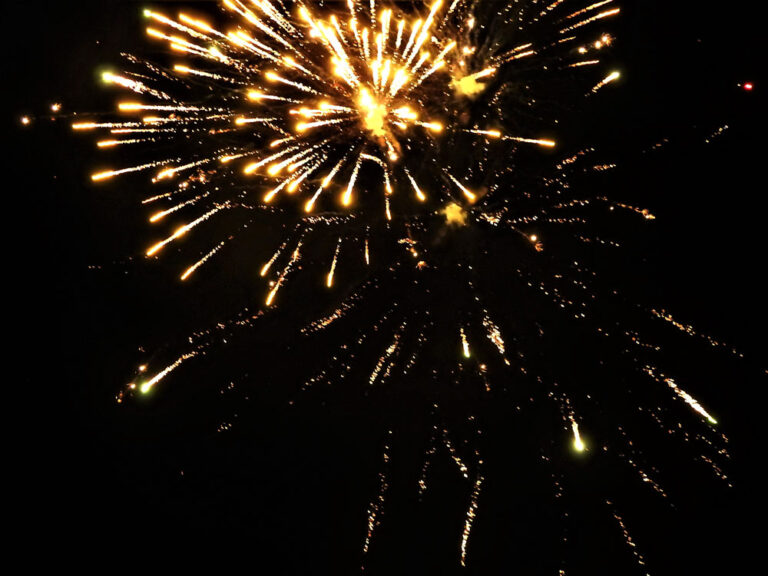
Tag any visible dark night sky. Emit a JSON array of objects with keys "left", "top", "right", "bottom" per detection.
[{"left": 7, "top": 0, "right": 765, "bottom": 572}]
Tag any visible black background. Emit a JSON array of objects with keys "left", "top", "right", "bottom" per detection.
[{"left": 7, "top": 0, "right": 764, "bottom": 572}]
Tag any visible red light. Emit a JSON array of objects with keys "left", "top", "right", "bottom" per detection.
[{"left": 743, "top": 82, "right": 753, "bottom": 91}]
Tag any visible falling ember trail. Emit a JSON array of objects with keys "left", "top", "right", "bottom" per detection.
[
  {"left": 590, "top": 70, "right": 620, "bottom": 94},
  {"left": 266, "top": 240, "right": 303, "bottom": 306},
  {"left": 146, "top": 205, "right": 226, "bottom": 257},
  {"left": 447, "top": 172, "right": 476, "bottom": 203},
  {"left": 138, "top": 352, "right": 196, "bottom": 394},
  {"left": 460, "top": 327, "right": 471, "bottom": 358},
  {"left": 180, "top": 241, "right": 225, "bottom": 280},
  {"left": 327, "top": 237, "right": 342, "bottom": 288},
  {"left": 607, "top": 500, "right": 651, "bottom": 575},
  {"left": 460, "top": 470, "right": 483, "bottom": 567},
  {"left": 71, "top": 2, "right": 738, "bottom": 571},
  {"left": 362, "top": 432, "right": 392, "bottom": 565},
  {"left": 570, "top": 416, "right": 586, "bottom": 452},
  {"left": 644, "top": 366, "right": 717, "bottom": 424},
  {"left": 502, "top": 135, "right": 556, "bottom": 147}
]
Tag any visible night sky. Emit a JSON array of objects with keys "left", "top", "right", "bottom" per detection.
[{"left": 8, "top": 1, "right": 764, "bottom": 573}]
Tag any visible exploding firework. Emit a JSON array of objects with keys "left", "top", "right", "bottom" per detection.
[{"left": 66, "top": 0, "right": 754, "bottom": 571}]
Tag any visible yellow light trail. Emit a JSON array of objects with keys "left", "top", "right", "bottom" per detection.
[
  {"left": 235, "top": 116, "right": 277, "bottom": 125},
  {"left": 460, "top": 471, "right": 483, "bottom": 567},
  {"left": 447, "top": 172, "right": 476, "bottom": 202},
  {"left": 74, "top": 121, "right": 142, "bottom": 130},
  {"left": 96, "top": 138, "right": 147, "bottom": 148},
  {"left": 247, "top": 90, "right": 296, "bottom": 103},
  {"left": 265, "top": 242, "right": 302, "bottom": 306},
  {"left": 118, "top": 102, "right": 203, "bottom": 112},
  {"left": 590, "top": 70, "right": 620, "bottom": 93},
  {"left": 144, "top": 9, "right": 212, "bottom": 41},
  {"left": 327, "top": 238, "right": 342, "bottom": 288},
  {"left": 139, "top": 352, "right": 196, "bottom": 394},
  {"left": 342, "top": 153, "right": 364, "bottom": 206},
  {"left": 644, "top": 367, "right": 718, "bottom": 424},
  {"left": 502, "top": 135, "right": 556, "bottom": 147},
  {"left": 243, "top": 144, "right": 301, "bottom": 174},
  {"left": 460, "top": 327, "right": 470, "bottom": 358},
  {"left": 180, "top": 241, "right": 225, "bottom": 280},
  {"left": 404, "top": 167, "right": 426, "bottom": 202},
  {"left": 149, "top": 195, "right": 205, "bottom": 222},
  {"left": 146, "top": 205, "right": 225, "bottom": 256},
  {"left": 561, "top": 7, "right": 620, "bottom": 33},
  {"left": 464, "top": 128, "right": 502, "bottom": 138},
  {"left": 91, "top": 160, "right": 171, "bottom": 181},
  {"left": 265, "top": 71, "right": 317, "bottom": 93},
  {"left": 570, "top": 417, "right": 586, "bottom": 452}
]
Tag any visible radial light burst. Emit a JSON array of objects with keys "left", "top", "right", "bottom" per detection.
[{"left": 70, "top": 0, "right": 748, "bottom": 571}]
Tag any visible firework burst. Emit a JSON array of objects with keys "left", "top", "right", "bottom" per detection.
[
  {"left": 67, "top": 0, "right": 752, "bottom": 572},
  {"left": 77, "top": 0, "right": 616, "bottom": 296}
]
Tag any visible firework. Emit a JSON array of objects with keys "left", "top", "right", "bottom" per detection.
[
  {"left": 75, "top": 0, "right": 627, "bottom": 316},
  {"left": 70, "top": 0, "right": 749, "bottom": 571}
]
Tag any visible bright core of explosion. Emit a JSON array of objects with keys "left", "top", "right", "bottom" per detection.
[{"left": 358, "top": 89, "right": 388, "bottom": 137}]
